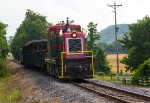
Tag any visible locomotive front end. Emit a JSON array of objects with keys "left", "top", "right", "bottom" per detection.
[
  {"left": 61, "top": 29, "right": 94, "bottom": 79},
  {"left": 64, "top": 32, "right": 85, "bottom": 59}
]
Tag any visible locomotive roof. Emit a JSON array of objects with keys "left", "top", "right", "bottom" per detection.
[
  {"left": 23, "top": 39, "right": 47, "bottom": 47},
  {"left": 48, "top": 24, "right": 81, "bottom": 30}
]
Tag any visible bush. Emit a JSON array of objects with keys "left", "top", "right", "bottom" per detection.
[
  {"left": 0, "top": 58, "right": 8, "bottom": 78},
  {"left": 131, "top": 58, "right": 150, "bottom": 85}
]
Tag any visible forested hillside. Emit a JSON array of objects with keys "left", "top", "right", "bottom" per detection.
[{"left": 99, "top": 24, "right": 129, "bottom": 44}]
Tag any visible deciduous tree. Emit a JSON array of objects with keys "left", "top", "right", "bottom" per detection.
[
  {"left": 0, "top": 21, "right": 9, "bottom": 77},
  {"left": 95, "top": 47, "right": 110, "bottom": 74},
  {"left": 86, "top": 22, "right": 100, "bottom": 51},
  {"left": 120, "top": 16, "right": 150, "bottom": 72},
  {"left": 10, "top": 10, "right": 50, "bottom": 60},
  {"left": 86, "top": 22, "right": 110, "bottom": 73},
  {"left": 0, "top": 22, "right": 9, "bottom": 58}
]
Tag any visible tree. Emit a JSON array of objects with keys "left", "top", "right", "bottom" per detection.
[
  {"left": 0, "top": 21, "right": 9, "bottom": 78},
  {"left": 10, "top": 9, "right": 50, "bottom": 60},
  {"left": 86, "top": 22, "right": 110, "bottom": 74},
  {"left": 95, "top": 47, "right": 110, "bottom": 74},
  {"left": 120, "top": 16, "right": 150, "bottom": 72},
  {"left": 0, "top": 22, "right": 9, "bottom": 58},
  {"left": 86, "top": 22, "right": 100, "bottom": 51},
  {"left": 131, "top": 58, "right": 150, "bottom": 85}
]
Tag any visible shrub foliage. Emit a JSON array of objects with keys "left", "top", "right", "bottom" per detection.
[
  {"left": 0, "top": 21, "right": 9, "bottom": 78},
  {"left": 120, "top": 16, "right": 150, "bottom": 72},
  {"left": 0, "top": 58, "right": 8, "bottom": 78},
  {"left": 131, "top": 58, "right": 150, "bottom": 85}
]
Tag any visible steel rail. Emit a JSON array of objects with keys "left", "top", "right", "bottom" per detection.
[
  {"left": 85, "top": 80, "right": 150, "bottom": 102},
  {"left": 71, "top": 82, "right": 131, "bottom": 103}
]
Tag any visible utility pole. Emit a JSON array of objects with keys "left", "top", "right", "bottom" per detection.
[{"left": 108, "top": 2, "right": 122, "bottom": 75}]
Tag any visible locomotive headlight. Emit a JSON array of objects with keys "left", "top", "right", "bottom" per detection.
[
  {"left": 72, "top": 33, "right": 76, "bottom": 37},
  {"left": 71, "top": 32, "right": 77, "bottom": 38}
]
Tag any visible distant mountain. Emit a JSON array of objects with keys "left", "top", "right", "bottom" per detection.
[{"left": 99, "top": 24, "right": 129, "bottom": 44}]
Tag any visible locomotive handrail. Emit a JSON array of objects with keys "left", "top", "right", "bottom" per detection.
[{"left": 60, "top": 51, "right": 94, "bottom": 78}]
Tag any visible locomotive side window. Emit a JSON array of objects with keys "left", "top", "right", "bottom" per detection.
[{"left": 67, "top": 38, "right": 83, "bottom": 53}]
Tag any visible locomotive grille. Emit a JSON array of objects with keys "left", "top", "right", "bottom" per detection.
[{"left": 68, "top": 38, "right": 82, "bottom": 53}]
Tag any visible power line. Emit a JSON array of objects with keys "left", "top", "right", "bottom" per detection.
[{"left": 108, "top": 2, "right": 122, "bottom": 75}]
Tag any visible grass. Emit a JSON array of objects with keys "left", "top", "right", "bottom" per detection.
[
  {"left": 0, "top": 78, "right": 20, "bottom": 103},
  {"left": 94, "top": 75, "right": 116, "bottom": 81},
  {"left": 93, "top": 54, "right": 131, "bottom": 84},
  {"left": 94, "top": 75, "right": 123, "bottom": 84},
  {"left": 0, "top": 59, "right": 21, "bottom": 102}
]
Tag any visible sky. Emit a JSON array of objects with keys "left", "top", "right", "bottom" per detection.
[{"left": 0, "top": 0, "right": 150, "bottom": 39}]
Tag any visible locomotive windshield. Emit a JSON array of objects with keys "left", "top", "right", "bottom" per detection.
[{"left": 67, "top": 38, "right": 83, "bottom": 53}]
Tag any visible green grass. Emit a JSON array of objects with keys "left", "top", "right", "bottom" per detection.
[
  {"left": 94, "top": 75, "right": 124, "bottom": 84},
  {"left": 0, "top": 78, "right": 20, "bottom": 103},
  {"left": 94, "top": 75, "right": 150, "bottom": 87},
  {"left": 94, "top": 75, "right": 117, "bottom": 81}
]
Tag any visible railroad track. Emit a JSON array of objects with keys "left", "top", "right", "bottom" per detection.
[{"left": 71, "top": 80, "right": 150, "bottom": 103}]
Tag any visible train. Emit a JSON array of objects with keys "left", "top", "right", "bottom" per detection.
[{"left": 23, "top": 18, "right": 94, "bottom": 79}]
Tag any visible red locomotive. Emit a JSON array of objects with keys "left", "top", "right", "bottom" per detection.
[{"left": 23, "top": 18, "right": 94, "bottom": 79}]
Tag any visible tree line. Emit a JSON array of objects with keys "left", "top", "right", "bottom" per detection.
[{"left": 97, "top": 41, "right": 127, "bottom": 54}]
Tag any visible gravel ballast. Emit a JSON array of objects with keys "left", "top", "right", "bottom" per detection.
[
  {"left": 88, "top": 79, "right": 150, "bottom": 97},
  {"left": 9, "top": 61, "right": 112, "bottom": 103},
  {"left": 8, "top": 61, "right": 150, "bottom": 103}
]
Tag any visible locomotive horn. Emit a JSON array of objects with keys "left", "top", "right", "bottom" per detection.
[
  {"left": 63, "top": 17, "right": 70, "bottom": 32},
  {"left": 66, "top": 17, "right": 69, "bottom": 25}
]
